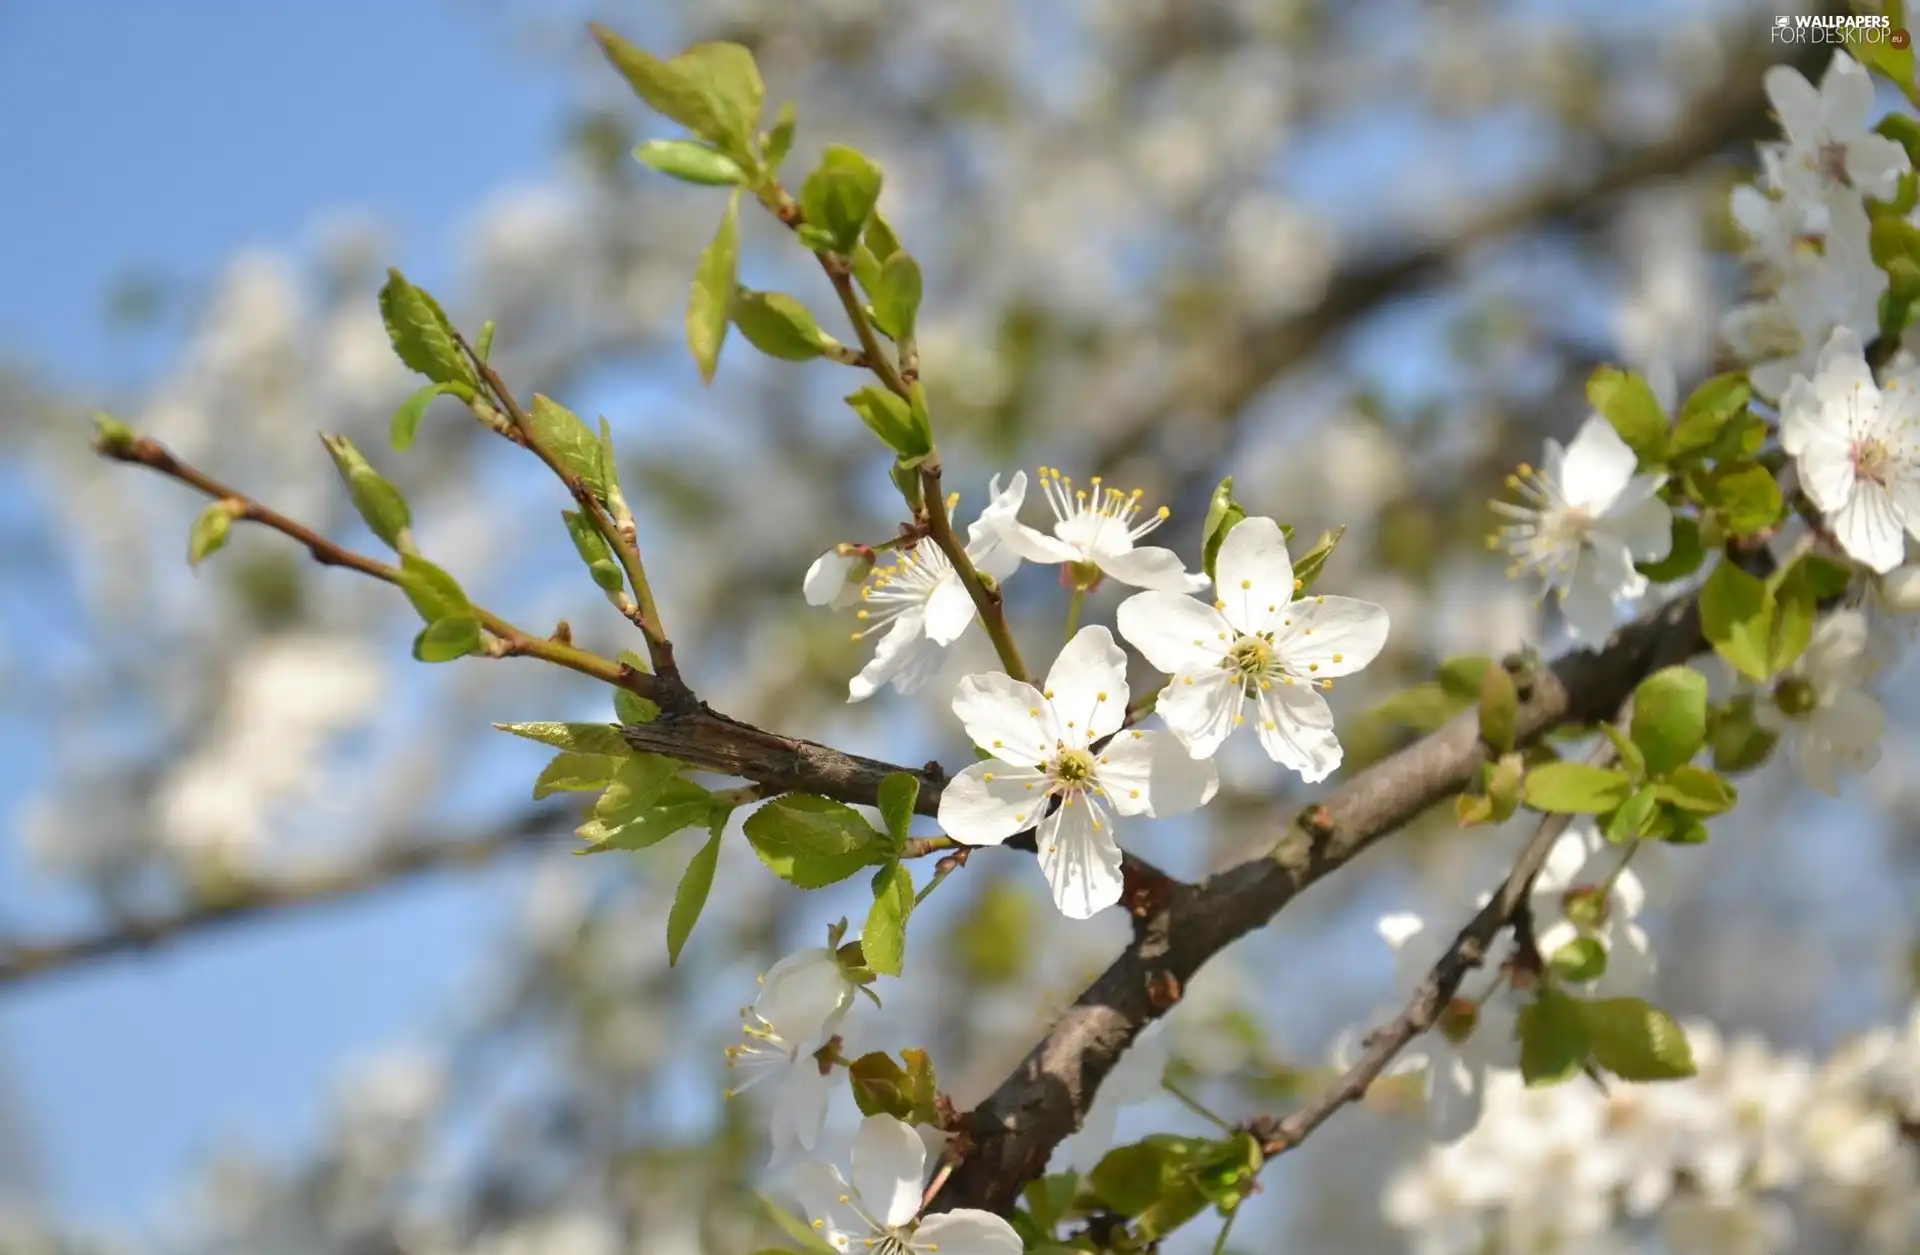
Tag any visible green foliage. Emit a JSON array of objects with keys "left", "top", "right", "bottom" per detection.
[
  {"left": 1698, "top": 463, "right": 1782, "bottom": 538},
  {"left": 579, "top": 778, "right": 714, "bottom": 852},
  {"left": 845, "top": 387, "right": 931, "bottom": 457},
  {"left": 1700, "top": 559, "right": 1773, "bottom": 681},
  {"left": 529, "top": 394, "right": 611, "bottom": 500},
  {"left": 1550, "top": 937, "right": 1608, "bottom": 984},
  {"left": 494, "top": 720, "right": 633, "bottom": 756},
  {"left": 589, "top": 753, "right": 685, "bottom": 832},
  {"left": 668, "top": 812, "right": 727, "bottom": 965},
  {"left": 633, "top": 138, "right": 747, "bottom": 185},
  {"left": 321, "top": 434, "right": 412, "bottom": 550},
  {"left": 1769, "top": 552, "right": 1852, "bottom": 674},
  {"left": 1668, "top": 373, "right": 1751, "bottom": 460},
  {"left": 848, "top": 1048, "right": 939, "bottom": 1124},
  {"left": 1436, "top": 655, "right": 1493, "bottom": 700},
  {"left": 1605, "top": 784, "right": 1660, "bottom": 843},
  {"left": 1652, "top": 764, "right": 1737, "bottom": 815},
  {"left": 800, "top": 146, "right": 883, "bottom": 252},
  {"left": 1523, "top": 762, "right": 1632, "bottom": 814},
  {"left": 590, "top": 28, "right": 764, "bottom": 165},
  {"left": 1630, "top": 666, "right": 1707, "bottom": 774},
  {"left": 563, "top": 509, "right": 625, "bottom": 593},
  {"left": 390, "top": 380, "right": 473, "bottom": 451},
  {"left": 1586, "top": 366, "right": 1667, "bottom": 464},
  {"left": 1200, "top": 477, "right": 1246, "bottom": 583},
  {"left": 91, "top": 411, "right": 136, "bottom": 454},
  {"left": 872, "top": 252, "right": 922, "bottom": 341},
  {"left": 378, "top": 269, "right": 476, "bottom": 389},
  {"left": 863, "top": 860, "right": 914, "bottom": 975},
  {"left": 187, "top": 500, "right": 239, "bottom": 568},
  {"left": 1710, "top": 695, "right": 1780, "bottom": 773},
  {"left": 412, "top": 614, "right": 482, "bottom": 662},
  {"left": 731, "top": 288, "right": 830, "bottom": 361},
  {"left": 613, "top": 649, "right": 662, "bottom": 725},
  {"left": 762, "top": 101, "right": 797, "bottom": 172},
  {"left": 1518, "top": 988, "right": 1589, "bottom": 1085},
  {"left": 533, "top": 751, "right": 623, "bottom": 798},
  {"left": 1478, "top": 663, "right": 1518, "bottom": 755},
  {"left": 1290, "top": 525, "right": 1347, "bottom": 594},
  {"left": 743, "top": 794, "right": 888, "bottom": 887},
  {"left": 397, "top": 554, "right": 471, "bottom": 623},
  {"left": 1086, "top": 1133, "right": 1262, "bottom": 1239},
  {"left": 1581, "top": 997, "right": 1696, "bottom": 1080},
  {"left": 688, "top": 195, "right": 741, "bottom": 383},
  {"left": 1637, "top": 514, "right": 1704, "bottom": 582},
  {"left": 876, "top": 772, "right": 920, "bottom": 848}
]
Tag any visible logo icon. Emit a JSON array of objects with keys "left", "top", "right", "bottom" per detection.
[
  {"left": 1896, "top": 27, "right": 1913, "bottom": 47},
  {"left": 1775, "top": 14, "right": 1789, "bottom": 24}
]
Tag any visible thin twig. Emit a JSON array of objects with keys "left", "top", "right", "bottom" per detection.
[{"left": 919, "top": 453, "right": 1029, "bottom": 683}]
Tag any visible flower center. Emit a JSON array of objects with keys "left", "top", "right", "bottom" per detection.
[
  {"left": 852, "top": 540, "right": 953, "bottom": 639},
  {"left": 1488, "top": 461, "right": 1594, "bottom": 579},
  {"left": 1055, "top": 748, "right": 1095, "bottom": 783},
  {"left": 1437, "top": 996, "right": 1479, "bottom": 1045},
  {"left": 1772, "top": 675, "right": 1819, "bottom": 719},
  {"left": 1037, "top": 465, "right": 1172, "bottom": 554},
  {"left": 1816, "top": 139, "right": 1850, "bottom": 184},
  {"left": 870, "top": 1229, "right": 914, "bottom": 1255},
  {"left": 1226, "top": 635, "right": 1275, "bottom": 681},
  {"left": 1853, "top": 435, "right": 1897, "bottom": 486}
]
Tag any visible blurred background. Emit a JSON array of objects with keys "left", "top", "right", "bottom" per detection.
[{"left": 2, "top": 0, "right": 1916, "bottom": 1252}]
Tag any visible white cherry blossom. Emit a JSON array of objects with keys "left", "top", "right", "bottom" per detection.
[
  {"left": 723, "top": 1009, "right": 831, "bottom": 1166},
  {"left": 752, "top": 946, "right": 859, "bottom": 1050},
  {"left": 1490, "top": 416, "right": 1672, "bottom": 647},
  {"left": 935, "top": 626, "right": 1218, "bottom": 919},
  {"left": 1756, "top": 608, "right": 1886, "bottom": 795},
  {"left": 803, "top": 546, "right": 876, "bottom": 610},
  {"left": 1528, "top": 821, "right": 1670, "bottom": 997},
  {"left": 1116, "top": 516, "right": 1388, "bottom": 781},
  {"left": 788, "top": 1115, "right": 1021, "bottom": 1255},
  {"left": 839, "top": 472, "right": 1027, "bottom": 702},
  {"left": 991, "top": 466, "right": 1207, "bottom": 593},
  {"left": 1726, "top": 189, "right": 1886, "bottom": 401},
  {"left": 1760, "top": 51, "right": 1908, "bottom": 231},
  {"left": 1780, "top": 326, "right": 1920, "bottom": 574}
]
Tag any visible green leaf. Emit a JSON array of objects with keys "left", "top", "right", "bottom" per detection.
[
  {"left": 731, "top": 288, "right": 829, "bottom": 361},
  {"left": 474, "top": 320, "right": 495, "bottom": 362},
  {"left": 632, "top": 138, "right": 746, "bottom": 185},
  {"left": 1670, "top": 373, "right": 1751, "bottom": 459},
  {"left": 864, "top": 211, "right": 901, "bottom": 263},
  {"left": 1518, "top": 988, "right": 1590, "bottom": 1086},
  {"left": 1579, "top": 997, "right": 1696, "bottom": 1080},
  {"left": 92, "top": 412, "right": 136, "bottom": 453},
  {"left": 494, "top": 720, "right": 631, "bottom": 756},
  {"left": 1200, "top": 477, "right": 1246, "bottom": 583},
  {"left": 533, "top": 751, "right": 622, "bottom": 799},
  {"left": 320, "top": 434, "right": 411, "bottom": 550},
  {"left": 1022, "top": 1173, "right": 1081, "bottom": 1232},
  {"left": 743, "top": 794, "right": 887, "bottom": 888},
  {"left": 800, "top": 145, "right": 883, "bottom": 252},
  {"left": 1605, "top": 785, "right": 1660, "bottom": 843},
  {"left": 529, "top": 395, "right": 610, "bottom": 500},
  {"left": 1436, "top": 655, "right": 1494, "bottom": 702},
  {"left": 613, "top": 650, "right": 661, "bottom": 726},
  {"left": 1485, "top": 751, "right": 1524, "bottom": 823},
  {"left": 1550, "top": 937, "right": 1608, "bottom": 984},
  {"left": 1587, "top": 366, "right": 1668, "bottom": 464},
  {"left": 390, "top": 380, "right": 472, "bottom": 451},
  {"left": 876, "top": 772, "right": 920, "bottom": 845},
  {"left": 397, "top": 554, "right": 471, "bottom": 623},
  {"left": 1630, "top": 666, "right": 1708, "bottom": 774},
  {"left": 590, "top": 26, "right": 722, "bottom": 142},
  {"left": 1710, "top": 695, "right": 1780, "bottom": 774},
  {"left": 562, "top": 509, "right": 624, "bottom": 593},
  {"left": 1768, "top": 553, "right": 1852, "bottom": 674},
  {"left": 1523, "top": 762, "right": 1633, "bottom": 814},
  {"left": 1705, "top": 463, "right": 1783, "bottom": 538},
  {"left": 1700, "top": 560, "right": 1775, "bottom": 681},
  {"left": 1637, "top": 514, "right": 1704, "bottom": 583},
  {"left": 592, "top": 753, "right": 685, "bottom": 829},
  {"left": 1599, "top": 721, "right": 1647, "bottom": 780},
  {"left": 669, "top": 41, "right": 764, "bottom": 161},
  {"left": 761, "top": 101, "right": 797, "bottom": 172},
  {"left": 863, "top": 860, "right": 914, "bottom": 976},
  {"left": 845, "top": 386, "right": 928, "bottom": 456},
  {"left": 1088, "top": 1136, "right": 1251, "bottom": 1240},
  {"left": 1653, "top": 764, "right": 1736, "bottom": 815},
  {"left": 413, "top": 614, "right": 482, "bottom": 662},
  {"left": 188, "top": 500, "right": 238, "bottom": 568},
  {"left": 578, "top": 777, "right": 713, "bottom": 851},
  {"left": 1478, "top": 664, "right": 1518, "bottom": 755},
  {"left": 378, "top": 269, "right": 475, "bottom": 388},
  {"left": 1368, "top": 683, "right": 1467, "bottom": 733},
  {"left": 872, "top": 252, "right": 922, "bottom": 341},
  {"left": 688, "top": 195, "right": 740, "bottom": 384},
  {"left": 848, "top": 1048, "right": 939, "bottom": 1124},
  {"left": 667, "top": 815, "right": 725, "bottom": 965},
  {"left": 1290, "top": 525, "right": 1347, "bottom": 594}
]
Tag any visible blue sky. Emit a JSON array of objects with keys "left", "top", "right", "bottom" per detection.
[{"left": 0, "top": 0, "right": 574, "bottom": 1229}]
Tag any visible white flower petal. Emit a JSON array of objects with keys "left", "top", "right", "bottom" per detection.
[
  {"left": 938, "top": 762, "right": 1046, "bottom": 847},
  {"left": 998, "top": 521, "right": 1083, "bottom": 565},
  {"left": 923, "top": 573, "right": 980, "bottom": 646},
  {"left": 1847, "top": 134, "right": 1910, "bottom": 200},
  {"left": 1797, "top": 438, "right": 1858, "bottom": 514},
  {"left": 788, "top": 1161, "right": 862, "bottom": 1249},
  {"left": 1254, "top": 681, "right": 1342, "bottom": 782},
  {"left": 1831, "top": 480, "right": 1908, "bottom": 573},
  {"left": 1155, "top": 669, "right": 1241, "bottom": 760},
  {"left": 1376, "top": 912, "right": 1426, "bottom": 952},
  {"left": 1091, "top": 732, "right": 1156, "bottom": 817},
  {"left": 1116, "top": 591, "right": 1229, "bottom": 674},
  {"left": 772, "top": 1058, "right": 831, "bottom": 1164},
  {"left": 1213, "top": 516, "right": 1295, "bottom": 635},
  {"left": 1602, "top": 492, "right": 1675, "bottom": 565},
  {"left": 952, "top": 672, "right": 1054, "bottom": 763},
  {"left": 1045, "top": 626, "right": 1130, "bottom": 744},
  {"left": 851, "top": 1114, "right": 926, "bottom": 1229},
  {"left": 1096, "top": 544, "right": 1209, "bottom": 593},
  {"left": 1273, "top": 595, "right": 1390, "bottom": 678},
  {"left": 756, "top": 948, "right": 855, "bottom": 1047},
  {"left": 966, "top": 471, "right": 1029, "bottom": 554},
  {"left": 1140, "top": 730, "right": 1219, "bottom": 816},
  {"left": 1035, "top": 797, "right": 1124, "bottom": 920},
  {"left": 1558, "top": 416, "right": 1639, "bottom": 512},
  {"left": 849, "top": 617, "right": 943, "bottom": 703},
  {"left": 1819, "top": 51, "right": 1873, "bottom": 138},
  {"left": 912, "top": 1211, "right": 1023, "bottom": 1255},
  {"left": 1764, "top": 63, "right": 1825, "bottom": 152},
  {"left": 805, "top": 550, "right": 864, "bottom": 608},
  {"left": 1558, "top": 567, "right": 1620, "bottom": 647}
]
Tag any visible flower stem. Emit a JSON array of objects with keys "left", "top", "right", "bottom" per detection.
[
  {"left": 1162, "top": 1076, "right": 1236, "bottom": 1134},
  {"left": 1210, "top": 1201, "right": 1240, "bottom": 1255},
  {"left": 920, "top": 453, "right": 1029, "bottom": 683},
  {"left": 1065, "top": 585, "right": 1085, "bottom": 642}
]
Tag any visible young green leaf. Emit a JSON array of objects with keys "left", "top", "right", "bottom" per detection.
[
  {"left": 847, "top": 1048, "right": 939, "bottom": 1124},
  {"left": 876, "top": 772, "right": 920, "bottom": 845},
  {"left": 1652, "top": 764, "right": 1736, "bottom": 815},
  {"left": 320, "top": 434, "right": 412, "bottom": 550},
  {"left": 688, "top": 194, "right": 740, "bottom": 384},
  {"left": 188, "top": 500, "right": 239, "bottom": 568},
  {"left": 1290, "top": 525, "right": 1347, "bottom": 594},
  {"left": 1435, "top": 655, "right": 1494, "bottom": 701},
  {"left": 872, "top": 252, "right": 922, "bottom": 340},
  {"left": 1669, "top": 372, "right": 1751, "bottom": 459},
  {"left": 761, "top": 101, "right": 797, "bottom": 172},
  {"left": 800, "top": 146, "right": 883, "bottom": 252},
  {"left": 593, "top": 753, "right": 685, "bottom": 830},
  {"left": 1710, "top": 695, "right": 1780, "bottom": 774},
  {"left": 563, "top": 509, "right": 625, "bottom": 593},
  {"left": 528, "top": 395, "right": 610, "bottom": 499},
  {"left": 669, "top": 41, "right": 764, "bottom": 162},
  {"left": 413, "top": 614, "right": 482, "bottom": 662},
  {"left": 845, "top": 387, "right": 926, "bottom": 456},
  {"left": 378, "top": 269, "right": 476, "bottom": 388},
  {"left": 731, "top": 288, "right": 829, "bottom": 360},
  {"left": 1636, "top": 514, "right": 1704, "bottom": 582},
  {"left": 667, "top": 815, "right": 726, "bottom": 965},
  {"left": 1549, "top": 937, "right": 1608, "bottom": 984},
  {"left": 632, "top": 138, "right": 746, "bottom": 185},
  {"left": 533, "top": 751, "right": 623, "bottom": 799},
  {"left": 1605, "top": 785, "right": 1660, "bottom": 843},
  {"left": 1518, "top": 988, "right": 1590, "bottom": 1086},
  {"left": 1579, "top": 997, "right": 1696, "bottom": 1081},
  {"left": 1699, "top": 560, "right": 1775, "bottom": 681},
  {"left": 743, "top": 794, "right": 887, "bottom": 888},
  {"left": 494, "top": 720, "right": 632, "bottom": 756},
  {"left": 578, "top": 777, "right": 712, "bottom": 851},
  {"left": 397, "top": 554, "right": 471, "bottom": 623},
  {"left": 473, "top": 319, "right": 496, "bottom": 362},
  {"left": 1200, "top": 477, "right": 1246, "bottom": 583},
  {"left": 390, "top": 380, "right": 473, "bottom": 451},
  {"left": 1478, "top": 664, "right": 1518, "bottom": 755},
  {"left": 863, "top": 860, "right": 914, "bottom": 976},
  {"left": 1705, "top": 463, "right": 1783, "bottom": 538},
  {"left": 590, "top": 25, "right": 722, "bottom": 139},
  {"left": 1586, "top": 365, "right": 1668, "bottom": 464},
  {"left": 1523, "top": 762, "right": 1633, "bottom": 814},
  {"left": 1630, "top": 666, "right": 1708, "bottom": 774}
]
